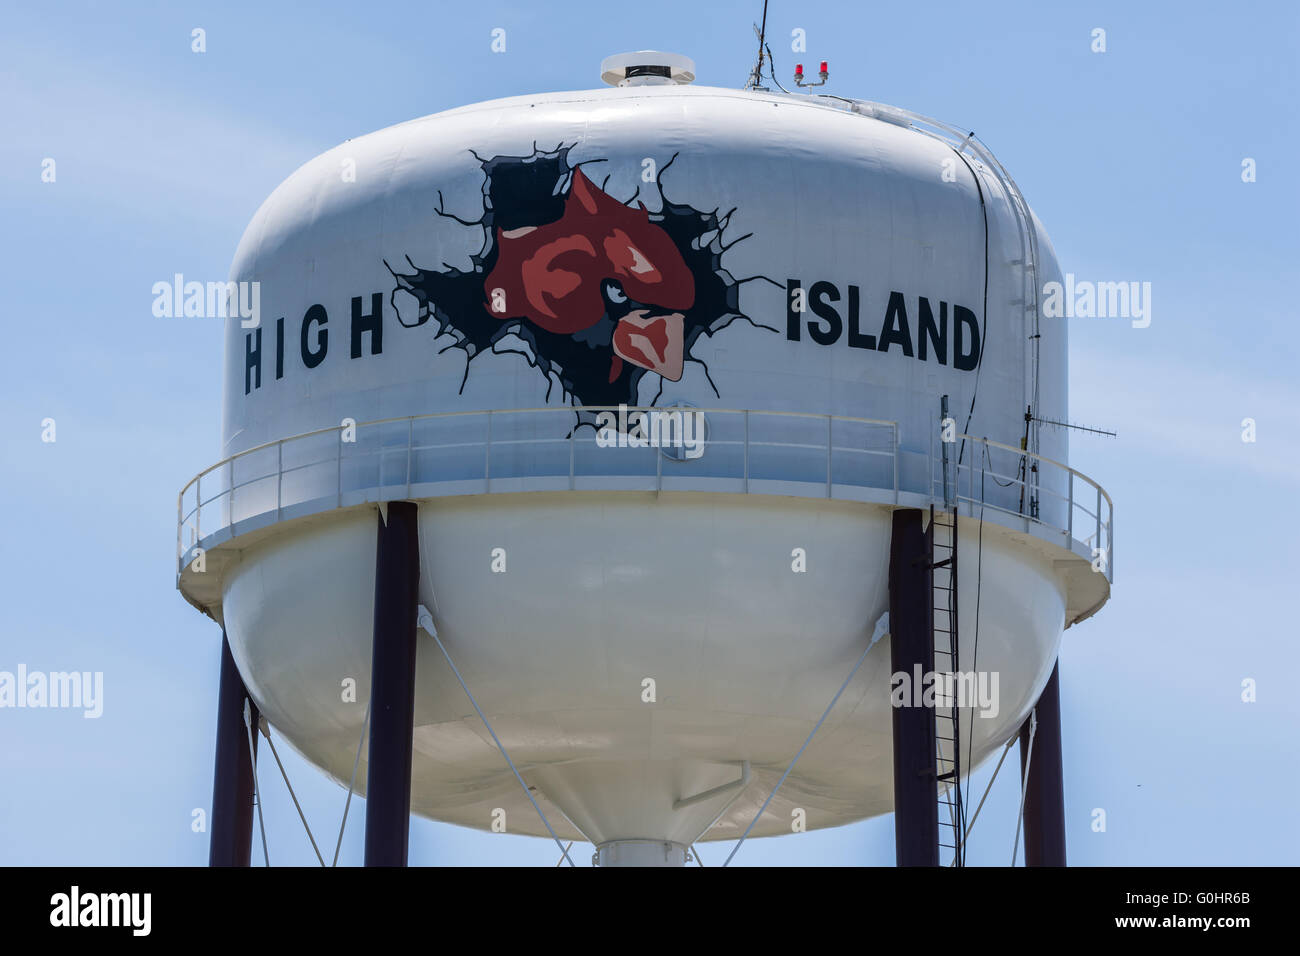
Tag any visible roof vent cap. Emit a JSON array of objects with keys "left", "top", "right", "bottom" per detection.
[{"left": 601, "top": 51, "right": 695, "bottom": 87}]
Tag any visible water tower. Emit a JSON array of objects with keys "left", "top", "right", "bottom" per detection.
[{"left": 179, "top": 50, "right": 1112, "bottom": 867}]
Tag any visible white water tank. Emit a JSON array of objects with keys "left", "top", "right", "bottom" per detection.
[{"left": 178, "top": 53, "right": 1111, "bottom": 857}]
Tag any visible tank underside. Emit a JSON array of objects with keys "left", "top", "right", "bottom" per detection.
[{"left": 216, "top": 491, "right": 1070, "bottom": 844}]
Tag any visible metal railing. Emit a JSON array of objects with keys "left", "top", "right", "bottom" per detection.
[
  {"left": 176, "top": 406, "right": 1112, "bottom": 584},
  {"left": 930, "top": 431, "right": 1113, "bottom": 581}
]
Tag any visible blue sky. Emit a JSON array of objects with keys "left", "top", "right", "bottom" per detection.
[{"left": 1, "top": 0, "right": 1296, "bottom": 865}]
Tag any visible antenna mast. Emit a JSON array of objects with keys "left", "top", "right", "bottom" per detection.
[{"left": 746, "top": 0, "right": 770, "bottom": 89}]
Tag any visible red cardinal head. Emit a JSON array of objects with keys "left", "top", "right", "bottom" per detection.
[{"left": 482, "top": 168, "right": 695, "bottom": 382}]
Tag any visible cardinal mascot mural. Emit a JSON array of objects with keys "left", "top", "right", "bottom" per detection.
[{"left": 385, "top": 145, "right": 777, "bottom": 413}]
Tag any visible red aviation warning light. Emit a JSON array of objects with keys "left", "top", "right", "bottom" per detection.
[{"left": 795, "top": 60, "right": 827, "bottom": 88}]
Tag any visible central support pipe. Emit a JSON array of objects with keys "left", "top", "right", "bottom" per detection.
[
  {"left": 889, "top": 508, "right": 938, "bottom": 866},
  {"left": 364, "top": 501, "right": 421, "bottom": 867},
  {"left": 1020, "top": 661, "right": 1067, "bottom": 866},
  {"left": 597, "top": 841, "right": 689, "bottom": 867}
]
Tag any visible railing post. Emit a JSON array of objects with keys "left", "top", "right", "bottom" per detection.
[
  {"left": 656, "top": 421, "right": 663, "bottom": 492},
  {"left": 893, "top": 423, "right": 899, "bottom": 504},
  {"left": 337, "top": 427, "right": 343, "bottom": 508},
  {"left": 940, "top": 396, "right": 951, "bottom": 509},
  {"left": 569, "top": 420, "right": 575, "bottom": 491},
  {"left": 1109, "top": 508, "right": 1114, "bottom": 581},
  {"left": 228, "top": 458, "right": 235, "bottom": 531},
  {"left": 406, "top": 418, "right": 413, "bottom": 499},
  {"left": 276, "top": 442, "right": 283, "bottom": 522},
  {"left": 743, "top": 411, "right": 750, "bottom": 493},
  {"left": 971, "top": 443, "right": 978, "bottom": 515},
  {"left": 1067, "top": 471, "right": 1073, "bottom": 541},
  {"left": 1096, "top": 486, "right": 1102, "bottom": 567},
  {"left": 826, "top": 415, "right": 833, "bottom": 497},
  {"left": 962, "top": 443, "right": 969, "bottom": 514},
  {"left": 928, "top": 416, "right": 935, "bottom": 500},
  {"left": 176, "top": 492, "right": 183, "bottom": 578},
  {"left": 485, "top": 410, "right": 492, "bottom": 493}
]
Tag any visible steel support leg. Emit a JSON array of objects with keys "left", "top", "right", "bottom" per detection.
[
  {"left": 1020, "top": 661, "right": 1067, "bottom": 866},
  {"left": 209, "top": 631, "right": 258, "bottom": 867},
  {"left": 364, "top": 502, "right": 421, "bottom": 867},
  {"left": 889, "top": 508, "right": 938, "bottom": 866}
]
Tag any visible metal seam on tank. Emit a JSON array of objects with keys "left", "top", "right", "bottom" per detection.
[
  {"left": 950, "top": 148, "right": 991, "bottom": 452},
  {"left": 386, "top": 88, "right": 930, "bottom": 145},
  {"left": 378, "top": 135, "right": 408, "bottom": 277},
  {"left": 250, "top": 101, "right": 953, "bottom": 234}
]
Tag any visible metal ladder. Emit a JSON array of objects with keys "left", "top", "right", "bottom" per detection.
[{"left": 929, "top": 504, "right": 964, "bottom": 867}]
